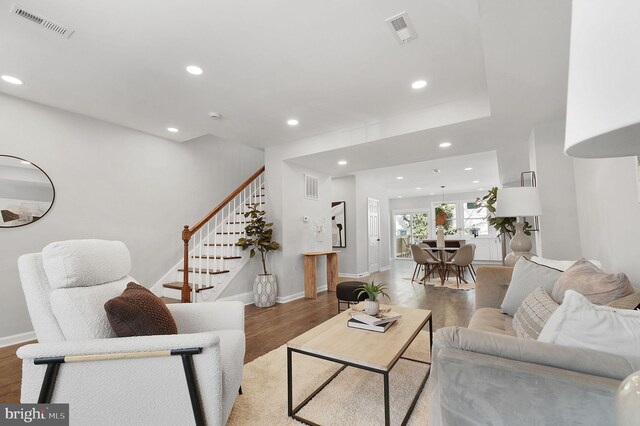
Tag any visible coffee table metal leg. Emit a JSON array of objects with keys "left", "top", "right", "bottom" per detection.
[
  {"left": 287, "top": 347, "right": 293, "bottom": 416},
  {"left": 384, "top": 372, "right": 390, "bottom": 426},
  {"left": 429, "top": 317, "right": 433, "bottom": 351}
]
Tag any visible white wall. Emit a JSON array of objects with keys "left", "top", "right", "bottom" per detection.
[
  {"left": 0, "top": 93, "right": 264, "bottom": 340},
  {"left": 528, "top": 119, "right": 582, "bottom": 259},
  {"left": 330, "top": 176, "right": 357, "bottom": 275},
  {"left": 574, "top": 156, "right": 640, "bottom": 285}
]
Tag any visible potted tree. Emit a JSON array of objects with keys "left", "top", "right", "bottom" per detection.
[
  {"left": 236, "top": 203, "right": 281, "bottom": 307},
  {"left": 355, "top": 280, "right": 390, "bottom": 316},
  {"left": 476, "top": 187, "right": 532, "bottom": 261}
]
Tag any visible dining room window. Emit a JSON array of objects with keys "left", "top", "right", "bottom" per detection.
[
  {"left": 434, "top": 203, "right": 457, "bottom": 235},
  {"left": 463, "top": 202, "right": 489, "bottom": 237},
  {"left": 394, "top": 212, "right": 429, "bottom": 258}
]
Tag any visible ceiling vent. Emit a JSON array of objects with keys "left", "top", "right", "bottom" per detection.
[
  {"left": 11, "top": 4, "right": 74, "bottom": 38},
  {"left": 385, "top": 12, "right": 417, "bottom": 44}
]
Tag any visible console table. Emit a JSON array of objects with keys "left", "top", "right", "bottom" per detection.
[{"left": 302, "top": 251, "right": 339, "bottom": 299}]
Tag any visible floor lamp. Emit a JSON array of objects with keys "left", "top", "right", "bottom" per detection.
[{"left": 495, "top": 187, "right": 541, "bottom": 267}]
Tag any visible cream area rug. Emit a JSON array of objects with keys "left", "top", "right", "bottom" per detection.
[
  {"left": 404, "top": 276, "right": 475, "bottom": 291},
  {"left": 227, "top": 331, "right": 431, "bottom": 425}
]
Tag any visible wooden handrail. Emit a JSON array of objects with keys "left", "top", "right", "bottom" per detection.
[
  {"left": 186, "top": 166, "right": 265, "bottom": 238},
  {"left": 181, "top": 165, "right": 265, "bottom": 302}
]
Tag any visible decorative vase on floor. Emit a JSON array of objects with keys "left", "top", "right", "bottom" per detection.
[
  {"left": 364, "top": 299, "right": 380, "bottom": 316},
  {"left": 254, "top": 274, "right": 277, "bottom": 307},
  {"left": 436, "top": 225, "right": 445, "bottom": 248}
]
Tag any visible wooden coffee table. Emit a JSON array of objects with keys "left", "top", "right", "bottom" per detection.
[{"left": 287, "top": 305, "right": 432, "bottom": 425}]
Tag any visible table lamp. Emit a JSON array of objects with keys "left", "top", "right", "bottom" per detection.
[{"left": 495, "top": 187, "right": 542, "bottom": 266}]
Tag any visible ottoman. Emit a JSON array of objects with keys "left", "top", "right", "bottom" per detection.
[{"left": 336, "top": 281, "right": 368, "bottom": 313}]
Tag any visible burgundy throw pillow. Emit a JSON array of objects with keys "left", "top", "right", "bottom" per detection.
[{"left": 104, "top": 282, "right": 178, "bottom": 337}]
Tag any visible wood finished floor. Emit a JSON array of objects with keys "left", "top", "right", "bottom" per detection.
[{"left": 0, "top": 260, "right": 475, "bottom": 403}]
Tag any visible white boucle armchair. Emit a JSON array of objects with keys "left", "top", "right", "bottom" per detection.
[{"left": 16, "top": 239, "right": 245, "bottom": 426}]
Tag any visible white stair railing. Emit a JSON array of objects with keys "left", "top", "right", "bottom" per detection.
[{"left": 180, "top": 167, "right": 265, "bottom": 302}]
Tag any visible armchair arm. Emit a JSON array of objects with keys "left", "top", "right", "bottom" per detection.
[
  {"left": 475, "top": 265, "right": 513, "bottom": 309},
  {"left": 168, "top": 301, "right": 245, "bottom": 333}
]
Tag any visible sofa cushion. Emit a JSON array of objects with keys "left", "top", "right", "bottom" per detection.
[
  {"left": 539, "top": 290, "right": 640, "bottom": 358},
  {"left": 531, "top": 256, "right": 602, "bottom": 271},
  {"left": 512, "top": 287, "right": 559, "bottom": 340},
  {"left": 50, "top": 278, "right": 130, "bottom": 340},
  {"left": 551, "top": 259, "right": 634, "bottom": 304},
  {"left": 500, "top": 257, "right": 562, "bottom": 316},
  {"left": 105, "top": 282, "right": 178, "bottom": 337},
  {"left": 42, "top": 239, "right": 131, "bottom": 289},
  {"left": 468, "top": 308, "right": 516, "bottom": 337}
]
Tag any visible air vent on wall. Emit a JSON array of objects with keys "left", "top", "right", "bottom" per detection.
[
  {"left": 11, "top": 4, "right": 74, "bottom": 38},
  {"left": 385, "top": 12, "right": 417, "bottom": 44},
  {"left": 304, "top": 174, "right": 319, "bottom": 201}
]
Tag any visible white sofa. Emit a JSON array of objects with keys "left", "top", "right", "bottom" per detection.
[{"left": 17, "top": 239, "right": 245, "bottom": 426}]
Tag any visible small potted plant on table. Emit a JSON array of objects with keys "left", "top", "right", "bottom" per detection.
[{"left": 355, "top": 280, "right": 390, "bottom": 316}]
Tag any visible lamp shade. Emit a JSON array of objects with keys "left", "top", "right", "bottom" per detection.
[
  {"left": 565, "top": 0, "right": 640, "bottom": 158},
  {"left": 495, "top": 187, "right": 542, "bottom": 218}
]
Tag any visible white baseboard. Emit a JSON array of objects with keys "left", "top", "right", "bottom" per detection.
[
  {"left": 217, "top": 290, "right": 255, "bottom": 305},
  {"left": 0, "top": 331, "right": 36, "bottom": 348},
  {"left": 379, "top": 265, "right": 391, "bottom": 272},
  {"left": 277, "top": 285, "right": 327, "bottom": 304},
  {"left": 338, "top": 273, "right": 369, "bottom": 279}
]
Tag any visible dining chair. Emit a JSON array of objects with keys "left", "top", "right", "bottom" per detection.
[
  {"left": 443, "top": 244, "right": 476, "bottom": 287},
  {"left": 410, "top": 244, "right": 441, "bottom": 284}
]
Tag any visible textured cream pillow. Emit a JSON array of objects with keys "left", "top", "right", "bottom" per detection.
[
  {"left": 512, "top": 287, "right": 559, "bottom": 340},
  {"left": 539, "top": 290, "right": 640, "bottom": 357},
  {"left": 551, "top": 259, "right": 633, "bottom": 304}
]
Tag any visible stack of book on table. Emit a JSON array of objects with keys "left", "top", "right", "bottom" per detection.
[{"left": 347, "top": 311, "right": 402, "bottom": 333}]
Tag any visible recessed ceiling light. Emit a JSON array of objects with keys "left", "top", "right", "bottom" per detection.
[
  {"left": 464, "top": 167, "right": 473, "bottom": 171},
  {"left": 472, "top": 180, "right": 480, "bottom": 184},
  {"left": 287, "top": 119, "right": 299, "bottom": 126},
  {"left": 416, "top": 187, "right": 421, "bottom": 190},
  {"left": 167, "top": 127, "right": 179, "bottom": 133},
  {"left": 1, "top": 75, "right": 23, "bottom": 85},
  {"left": 338, "top": 160, "right": 348, "bottom": 166},
  {"left": 432, "top": 169, "right": 440, "bottom": 173},
  {"left": 411, "top": 80, "right": 427, "bottom": 90},
  {"left": 478, "top": 188, "right": 484, "bottom": 191},
  {"left": 398, "top": 195, "right": 403, "bottom": 198},
  {"left": 20, "top": 160, "right": 31, "bottom": 165},
  {"left": 396, "top": 176, "right": 404, "bottom": 180},
  {"left": 439, "top": 142, "right": 452, "bottom": 148},
  {"left": 186, "top": 65, "right": 203, "bottom": 75},
  {"left": 429, "top": 192, "right": 435, "bottom": 195}
]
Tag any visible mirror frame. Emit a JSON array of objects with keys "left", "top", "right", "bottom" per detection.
[{"left": 0, "top": 155, "right": 56, "bottom": 228}]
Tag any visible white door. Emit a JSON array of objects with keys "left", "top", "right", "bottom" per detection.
[{"left": 368, "top": 198, "right": 381, "bottom": 273}]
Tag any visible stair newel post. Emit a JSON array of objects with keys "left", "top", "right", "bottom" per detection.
[{"left": 182, "top": 225, "right": 192, "bottom": 303}]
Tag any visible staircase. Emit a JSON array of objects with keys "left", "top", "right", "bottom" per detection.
[{"left": 157, "top": 166, "right": 265, "bottom": 302}]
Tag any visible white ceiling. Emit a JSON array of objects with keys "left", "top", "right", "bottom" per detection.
[
  {"left": 353, "top": 151, "right": 500, "bottom": 198},
  {"left": 0, "top": 0, "right": 572, "bottom": 187},
  {"left": 0, "top": 0, "right": 489, "bottom": 147}
]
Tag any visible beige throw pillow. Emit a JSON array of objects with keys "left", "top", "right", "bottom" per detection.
[
  {"left": 551, "top": 259, "right": 633, "bottom": 304},
  {"left": 512, "top": 287, "right": 559, "bottom": 340}
]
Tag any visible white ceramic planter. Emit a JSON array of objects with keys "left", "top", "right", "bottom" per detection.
[
  {"left": 254, "top": 274, "right": 277, "bottom": 307},
  {"left": 364, "top": 299, "right": 380, "bottom": 316}
]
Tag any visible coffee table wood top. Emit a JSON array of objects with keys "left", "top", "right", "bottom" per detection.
[{"left": 287, "top": 305, "right": 431, "bottom": 371}]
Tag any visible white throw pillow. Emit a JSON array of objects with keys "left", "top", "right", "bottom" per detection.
[
  {"left": 531, "top": 256, "right": 603, "bottom": 271},
  {"left": 538, "top": 290, "right": 640, "bottom": 357},
  {"left": 512, "top": 287, "right": 559, "bottom": 340},
  {"left": 42, "top": 239, "right": 131, "bottom": 289},
  {"left": 500, "top": 257, "right": 562, "bottom": 316}
]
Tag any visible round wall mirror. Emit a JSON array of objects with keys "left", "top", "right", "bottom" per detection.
[{"left": 0, "top": 155, "right": 55, "bottom": 228}]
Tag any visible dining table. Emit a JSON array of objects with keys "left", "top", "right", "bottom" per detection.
[{"left": 422, "top": 246, "right": 468, "bottom": 285}]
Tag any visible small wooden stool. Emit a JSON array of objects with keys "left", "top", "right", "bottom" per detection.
[{"left": 336, "top": 281, "right": 368, "bottom": 313}]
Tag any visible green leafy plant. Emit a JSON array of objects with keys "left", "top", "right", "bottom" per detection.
[
  {"left": 354, "top": 280, "right": 390, "bottom": 302},
  {"left": 476, "top": 187, "right": 532, "bottom": 238},
  {"left": 236, "top": 203, "right": 280, "bottom": 275}
]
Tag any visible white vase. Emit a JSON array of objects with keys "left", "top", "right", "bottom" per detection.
[
  {"left": 254, "top": 274, "right": 277, "bottom": 307},
  {"left": 364, "top": 299, "right": 380, "bottom": 316},
  {"left": 436, "top": 226, "right": 445, "bottom": 248}
]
